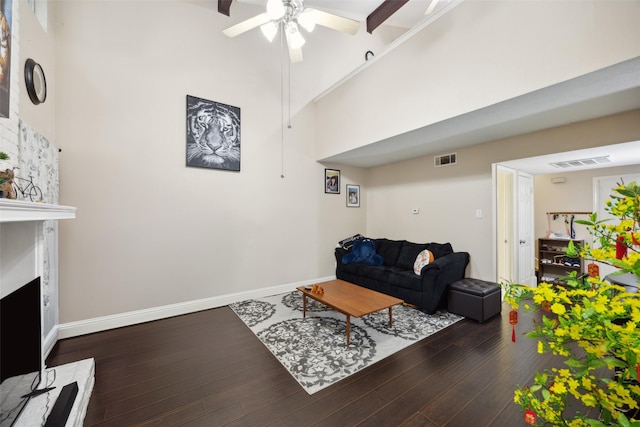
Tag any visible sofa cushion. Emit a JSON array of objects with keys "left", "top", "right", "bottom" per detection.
[
  {"left": 386, "top": 268, "right": 424, "bottom": 292},
  {"left": 413, "top": 249, "right": 434, "bottom": 275},
  {"left": 426, "top": 242, "right": 454, "bottom": 259},
  {"left": 396, "top": 242, "right": 429, "bottom": 269},
  {"left": 374, "top": 238, "right": 404, "bottom": 266},
  {"left": 340, "top": 263, "right": 390, "bottom": 281}
]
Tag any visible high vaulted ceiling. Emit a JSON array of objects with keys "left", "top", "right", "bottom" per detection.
[
  {"left": 318, "top": 56, "right": 640, "bottom": 170},
  {"left": 215, "top": 1, "right": 640, "bottom": 174},
  {"left": 222, "top": 0, "right": 449, "bottom": 29}
]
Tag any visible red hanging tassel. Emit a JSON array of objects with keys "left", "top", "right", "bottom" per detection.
[
  {"left": 616, "top": 235, "right": 628, "bottom": 260},
  {"left": 524, "top": 410, "right": 536, "bottom": 425},
  {"left": 588, "top": 262, "right": 599, "bottom": 278},
  {"left": 509, "top": 310, "right": 518, "bottom": 343}
]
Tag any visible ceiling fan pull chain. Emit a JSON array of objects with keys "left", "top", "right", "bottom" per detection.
[
  {"left": 288, "top": 58, "right": 292, "bottom": 129},
  {"left": 280, "top": 24, "right": 285, "bottom": 179}
]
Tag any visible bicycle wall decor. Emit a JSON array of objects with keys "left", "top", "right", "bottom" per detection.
[{"left": 10, "top": 168, "right": 44, "bottom": 202}]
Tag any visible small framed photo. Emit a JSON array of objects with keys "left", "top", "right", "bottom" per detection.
[
  {"left": 325, "top": 169, "right": 340, "bottom": 194},
  {"left": 346, "top": 184, "right": 360, "bottom": 207}
]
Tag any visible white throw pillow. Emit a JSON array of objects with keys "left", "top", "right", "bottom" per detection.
[{"left": 413, "top": 249, "right": 434, "bottom": 275}]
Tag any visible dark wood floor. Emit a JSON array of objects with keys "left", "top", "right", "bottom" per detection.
[{"left": 46, "top": 301, "right": 554, "bottom": 426}]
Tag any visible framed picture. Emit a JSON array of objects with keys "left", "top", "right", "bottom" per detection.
[
  {"left": 0, "top": 0, "right": 13, "bottom": 118},
  {"left": 186, "top": 95, "right": 241, "bottom": 171},
  {"left": 346, "top": 184, "right": 360, "bottom": 207},
  {"left": 325, "top": 168, "right": 340, "bottom": 194}
]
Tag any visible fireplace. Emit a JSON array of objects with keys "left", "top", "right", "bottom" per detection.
[
  {"left": 0, "top": 199, "right": 93, "bottom": 427},
  {"left": 0, "top": 277, "right": 45, "bottom": 426}
]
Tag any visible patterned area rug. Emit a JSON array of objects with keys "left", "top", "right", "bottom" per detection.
[{"left": 229, "top": 291, "right": 463, "bottom": 394}]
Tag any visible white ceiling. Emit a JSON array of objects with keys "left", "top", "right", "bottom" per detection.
[
  {"left": 221, "top": 1, "right": 640, "bottom": 174},
  {"left": 237, "top": 0, "right": 440, "bottom": 28},
  {"left": 317, "top": 55, "right": 640, "bottom": 173},
  {"left": 500, "top": 141, "right": 640, "bottom": 175}
]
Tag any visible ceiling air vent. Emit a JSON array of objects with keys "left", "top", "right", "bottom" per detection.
[
  {"left": 434, "top": 152, "right": 457, "bottom": 167},
  {"left": 550, "top": 156, "right": 611, "bottom": 169}
]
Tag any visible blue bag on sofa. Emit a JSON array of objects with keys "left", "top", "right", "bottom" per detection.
[{"left": 342, "top": 238, "right": 383, "bottom": 266}]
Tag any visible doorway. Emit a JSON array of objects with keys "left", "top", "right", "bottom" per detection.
[
  {"left": 495, "top": 166, "right": 535, "bottom": 287},
  {"left": 494, "top": 147, "right": 640, "bottom": 288},
  {"left": 496, "top": 166, "right": 514, "bottom": 284}
]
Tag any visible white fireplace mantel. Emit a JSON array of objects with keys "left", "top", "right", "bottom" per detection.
[
  {"left": 0, "top": 199, "right": 77, "bottom": 222},
  {"left": 0, "top": 197, "right": 77, "bottom": 337},
  {"left": 1, "top": 199, "right": 91, "bottom": 426}
]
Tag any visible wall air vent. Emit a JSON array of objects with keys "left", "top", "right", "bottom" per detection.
[
  {"left": 549, "top": 156, "right": 611, "bottom": 169},
  {"left": 434, "top": 152, "right": 457, "bottom": 167}
]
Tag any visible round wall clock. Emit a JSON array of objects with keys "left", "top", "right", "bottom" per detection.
[{"left": 24, "top": 58, "right": 47, "bottom": 105}]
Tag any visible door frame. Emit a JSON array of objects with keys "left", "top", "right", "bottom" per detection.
[
  {"left": 494, "top": 165, "right": 516, "bottom": 285},
  {"left": 493, "top": 164, "right": 535, "bottom": 287},
  {"left": 517, "top": 170, "right": 536, "bottom": 287}
]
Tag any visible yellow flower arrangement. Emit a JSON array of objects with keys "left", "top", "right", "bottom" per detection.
[{"left": 504, "top": 181, "right": 640, "bottom": 426}]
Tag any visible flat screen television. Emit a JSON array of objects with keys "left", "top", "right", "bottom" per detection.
[{"left": 0, "top": 277, "right": 45, "bottom": 427}]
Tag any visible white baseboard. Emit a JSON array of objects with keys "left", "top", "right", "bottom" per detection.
[
  {"left": 55, "top": 276, "right": 336, "bottom": 340},
  {"left": 44, "top": 327, "right": 58, "bottom": 359}
]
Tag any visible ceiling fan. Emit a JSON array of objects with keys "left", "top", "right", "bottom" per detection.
[{"left": 222, "top": 0, "right": 360, "bottom": 63}]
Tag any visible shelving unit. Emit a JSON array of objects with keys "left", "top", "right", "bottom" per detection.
[{"left": 538, "top": 238, "right": 584, "bottom": 285}]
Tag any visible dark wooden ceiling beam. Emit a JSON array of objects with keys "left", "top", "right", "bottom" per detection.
[
  {"left": 366, "top": 0, "right": 410, "bottom": 34},
  {"left": 218, "top": 0, "right": 233, "bottom": 16}
]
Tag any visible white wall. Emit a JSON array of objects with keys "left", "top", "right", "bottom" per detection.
[
  {"left": 534, "top": 165, "right": 640, "bottom": 245},
  {"left": 14, "top": 0, "right": 640, "bottom": 334},
  {"left": 366, "top": 110, "right": 640, "bottom": 282},
  {"left": 53, "top": 1, "right": 375, "bottom": 324},
  {"left": 0, "top": 0, "right": 62, "bottom": 348},
  {"left": 18, "top": 0, "right": 55, "bottom": 141},
  {"left": 315, "top": 0, "right": 640, "bottom": 160}
]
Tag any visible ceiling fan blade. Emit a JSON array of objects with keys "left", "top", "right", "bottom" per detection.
[
  {"left": 366, "top": 0, "right": 409, "bottom": 33},
  {"left": 285, "top": 31, "right": 304, "bottom": 63},
  {"left": 223, "top": 13, "right": 271, "bottom": 37},
  {"left": 305, "top": 8, "right": 360, "bottom": 35},
  {"left": 425, "top": 0, "right": 440, "bottom": 15},
  {"left": 218, "top": 0, "right": 232, "bottom": 16}
]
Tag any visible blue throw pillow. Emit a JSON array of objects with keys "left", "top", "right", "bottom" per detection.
[{"left": 342, "top": 238, "right": 383, "bottom": 266}]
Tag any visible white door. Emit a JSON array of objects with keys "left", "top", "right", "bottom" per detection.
[
  {"left": 497, "top": 166, "right": 515, "bottom": 284},
  {"left": 517, "top": 171, "right": 536, "bottom": 287}
]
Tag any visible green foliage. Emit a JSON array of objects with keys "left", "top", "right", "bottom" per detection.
[{"left": 504, "top": 181, "right": 640, "bottom": 426}]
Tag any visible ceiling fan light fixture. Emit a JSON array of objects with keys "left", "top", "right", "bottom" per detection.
[
  {"left": 266, "top": 0, "right": 285, "bottom": 20},
  {"left": 286, "top": 22, "right": 305, "bottom": 49},
  {"left": 222, "top": 0, "right": 359, "bottom": 62},
  {"left": 260, "top": 21, "right": 279, "bottom": 42},
  {"left": 297, "top": 9, "right": 316, "bottom": 32}
]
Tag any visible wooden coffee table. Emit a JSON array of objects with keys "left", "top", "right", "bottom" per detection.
[{"left": 296, "top": 279, "right": 403, "bottom": 345}]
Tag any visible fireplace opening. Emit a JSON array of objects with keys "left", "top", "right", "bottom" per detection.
[{"left": 0, "top": 276, "right": 48, "bottom": 426}]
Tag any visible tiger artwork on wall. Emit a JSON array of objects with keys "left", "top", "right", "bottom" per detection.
[{"left": 186, "top": 95, "right": 241, "bottom": 171}]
